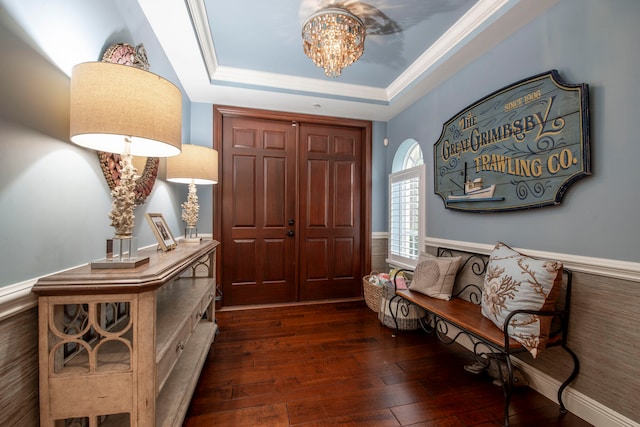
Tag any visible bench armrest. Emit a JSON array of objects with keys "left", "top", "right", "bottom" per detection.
[{"left": 503, "top": 308, "right": 569, "bottom": 352}]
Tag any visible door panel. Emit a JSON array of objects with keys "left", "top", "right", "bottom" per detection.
[
  {"left": 306, "top": 238, "right": 328, "bottom": 280},
  {"left": 306, "top": 160, "right": 329, "bottom": 226},
  {"left": 221, "top": 116, "right": 297, "bottom": 305},
  {"left": 335, "top": 161, "right": 355, "bottom": 226},
  {"left": 334, "top": 238, "right": 355, "bottom": 277},
  {"left": 299, "top": 124, "right": 362, "bottom": 301},
  {"left": 232, "top": 156, "right": 256, "bottom": 226}
]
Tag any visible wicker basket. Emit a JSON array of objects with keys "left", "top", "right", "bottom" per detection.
[
  {"left": 363, "top": 274, "right": 383, "bottom": 313},
  {"left": 378, "top": 283, "right": 426, "bottom": 330}
]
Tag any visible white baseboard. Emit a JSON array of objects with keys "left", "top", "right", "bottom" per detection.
[
  {"left": 444, "top": 323, "right": 638, "bottom": 427},
  {"left": 511, "top": 359, "right": 640, "bottom": 427}
]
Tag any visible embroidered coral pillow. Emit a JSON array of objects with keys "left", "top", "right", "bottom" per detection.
[
  {"left": 409, "top": 253, "right": 461, "bottom": 300},
  {"left": 481, "top": 242, "right": 563, "bottom": 358}
]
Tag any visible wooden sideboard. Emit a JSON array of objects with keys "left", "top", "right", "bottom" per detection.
[{"left": 32, "top": 240, "right": 220, "bottom": 427}]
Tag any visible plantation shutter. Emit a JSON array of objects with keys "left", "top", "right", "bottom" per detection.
[{"left": 388, "top": 165, "right": 425, "bottom": 268}]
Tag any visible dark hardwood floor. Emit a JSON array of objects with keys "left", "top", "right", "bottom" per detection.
[{"left": 184, "top": 301, "right": 592, "bottom": 427}]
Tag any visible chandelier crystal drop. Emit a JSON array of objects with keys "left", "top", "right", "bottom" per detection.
[{"left": 302, "top": 7, "right": 365, "bottom": 78}]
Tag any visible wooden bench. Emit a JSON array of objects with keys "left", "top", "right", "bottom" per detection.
[{"left": 388, "top": 248, "right": 579, "bottom": 427}]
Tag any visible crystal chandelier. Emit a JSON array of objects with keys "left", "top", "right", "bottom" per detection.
[{"left": 302, "top": 7, "right": 365, "bottom": 78}]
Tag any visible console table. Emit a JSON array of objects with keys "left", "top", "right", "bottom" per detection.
[{"left": 33, "top": 239, "right": 219, "bottom": 427}]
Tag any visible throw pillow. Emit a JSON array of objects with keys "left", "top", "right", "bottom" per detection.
[
  {"left": 408, "top": 253, "right": 461, "bottom": 300},
  {"left": 481, "top": 242, "right": 563, "bottom": 358}
]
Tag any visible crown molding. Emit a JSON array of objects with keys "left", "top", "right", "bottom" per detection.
[
  {"left": 185, "top": 0, "right": 218, "bottom": 80},
  {"left": 187, "top": 0, "right": 513, "bottom": 107},
  {"left": 387, "top": 0, "right": 511, "bottom": 99},
  {"left": 144, "top": 0, "right": 562, "bottom": 120}
]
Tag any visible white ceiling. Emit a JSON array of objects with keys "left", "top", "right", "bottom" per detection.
[{"left": 139, "top": 0, "right": 560, "bottom": 121}]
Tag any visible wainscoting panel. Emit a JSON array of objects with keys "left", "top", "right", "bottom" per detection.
[
  {"left": 518, "top": 271, "right": 640, "bottom": 423},
  {"left": 0, "top": 306, "right": 39, "bottom": 426},
  {"left": 422, "top": 238, "right": 640, "bottom": 426},
  {"left": 1, "top": 234, "right": 638, "bottom": 426},
  {"left": 371, "top": 233, "right": 388, "bottom": 273}
]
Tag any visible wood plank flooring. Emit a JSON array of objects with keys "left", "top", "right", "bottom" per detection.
[{"left": 184, "top": 301, "right": 592, "bottom": 427}]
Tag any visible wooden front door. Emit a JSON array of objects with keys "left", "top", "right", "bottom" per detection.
[
  {"left": 216, "top": 106, "right": 371, "bottom": 306},
  {"left": 298, "top": 123, "right": 363, "bottom": 301},
  {"left": 220, "top": 114, "right": 297, "bottom": 305}
]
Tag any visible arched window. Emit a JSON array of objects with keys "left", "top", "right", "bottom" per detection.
[
  {"left": 388, "top": 139, "right": 425, "bottom": 268},
  {"left": 404, "top": 142, "right": 424, "bottom": 169}
]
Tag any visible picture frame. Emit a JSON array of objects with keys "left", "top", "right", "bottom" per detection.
[{"left": 145, "top": 213, "right": 177, "bottom": 251}]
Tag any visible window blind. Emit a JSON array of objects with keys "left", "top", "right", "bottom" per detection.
[{"left": 388, "top": 165, "right": 425, "bottom": 268}]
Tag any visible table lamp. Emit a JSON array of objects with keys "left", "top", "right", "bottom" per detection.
[
  {"left": 69, "top": 61, "right": 182, "bottom": 267},
  {"left": 166, "top": 144, "right": 218, "bottom": 243}
]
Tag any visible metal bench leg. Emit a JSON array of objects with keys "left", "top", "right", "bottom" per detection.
[
  {"left": 558, "top": 345, "right": 580, "bottom": 413},
  {"left": 502, "top": 356, "right": 514, "bottom": 427}
]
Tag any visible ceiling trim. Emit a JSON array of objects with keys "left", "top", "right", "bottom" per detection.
[
  {"left": 212, "top": 66, "right": 390, "bottom": 103},
  {"left": 185, "top": 0, "right": 217, "bottom": 79},
  {"left": 387, "top": 0, "right": 511, "bottom": 100},
  {"left": 140, "top": 0, "right": 561, "bottom": 121},
  {"left": 187, "top": 0, "right": 513, "bottom": 105}
]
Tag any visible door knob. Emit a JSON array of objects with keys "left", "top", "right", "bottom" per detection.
[{"left": 287, "top": 230, "right": 295, "bottom": 237}]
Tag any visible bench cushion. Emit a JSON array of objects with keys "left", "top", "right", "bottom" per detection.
[{"left": 481, "top": 242, "right": 563, "bottom": 358}]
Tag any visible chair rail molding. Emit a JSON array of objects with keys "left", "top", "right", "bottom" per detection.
[
  {"left": 3, "top": 235, "right": 637, "bottom": 320},
  {"left": 0, "top": 242, "right": 170, "bottom": 320},
  {"left": 0, "top": 279, "right": 37, "bottom": 321},
  {"left": 425, "top": 237, "right": 640, "bottom": 284}
]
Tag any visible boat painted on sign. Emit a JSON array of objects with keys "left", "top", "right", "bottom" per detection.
[{"left": 448, "top": 178, "right": 496, "bottom": 201}]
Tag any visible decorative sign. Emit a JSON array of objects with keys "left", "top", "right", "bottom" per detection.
[{"left": 434, "top": 70, "right": 590, "bottom": 212}]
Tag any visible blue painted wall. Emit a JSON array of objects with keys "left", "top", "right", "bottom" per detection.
[
  {"left": 0, "top": 0, "right": 199, "bottom": 286},
  {"left": 1, "top": 0, "right": 639, "bottom": 288},
  {"left": 385, "top": 0, "right": 640, "bottom": 262},
  {"left": 371, "top": 121, "right": 388, "bottom": 232}
]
